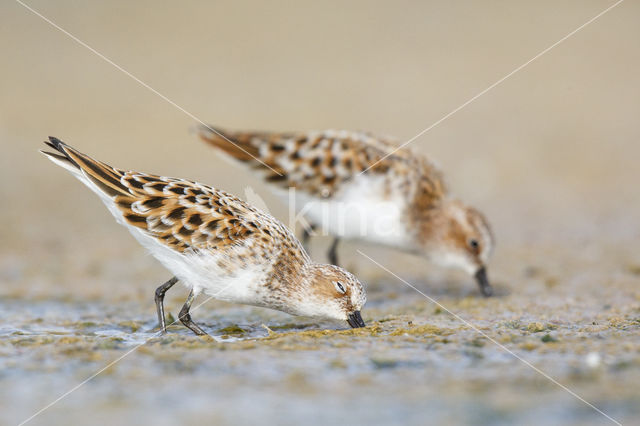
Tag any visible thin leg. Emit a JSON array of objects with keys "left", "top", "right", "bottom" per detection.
[
  {"left": 328, "top": 237, "right": 340, "bottom": 266},
  {"left": 301, "top": 223, "right": 316, "bottom": 253},
  {"left": 155, "top": 276, "right": 178, "bottom": 333},
  {"left": 179, "top": 288, "right": 209, "bottom": 336}
]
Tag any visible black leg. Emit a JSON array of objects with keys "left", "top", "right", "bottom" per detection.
[
  {"left": 301, "top": 223, "right": 316, "bottom": 253},
  {"left": 155, "top": 276, "right": 178, "bottom": 333},
  {"left": 328, "top": 237, "right": 340, "bottom": 266},
  {"left": 179, "top": 288, "right": 208, "bottom": 336}
]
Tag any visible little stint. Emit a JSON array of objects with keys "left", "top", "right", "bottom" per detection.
[
  {"left": 41, "top": 137, "right": 367, "bottom": 335},
  {"left": 199, "top": 126, "right": 494, "bottom": 296}
]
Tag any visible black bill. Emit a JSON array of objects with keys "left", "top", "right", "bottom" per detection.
[
  {"left": 475, "top": 267, "right": 493, "bottom": 297},
  {"left": 347, "top": 311, "right": 366, "bottom": 328}
]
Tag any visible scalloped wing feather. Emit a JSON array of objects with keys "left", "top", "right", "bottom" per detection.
[
  {"left": 198, "top": 127, "right": 447, "bottom": 202},
  {"left": 41, "top": 137, "right": 259, "bottom": 253}
]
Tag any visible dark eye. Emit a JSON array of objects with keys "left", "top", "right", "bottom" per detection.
[
  {"left": 334, "top": 281, "right": 346, "bottom": 294},
  {"left": 469, "top": 239, "right": 479, "bottom": 251}
]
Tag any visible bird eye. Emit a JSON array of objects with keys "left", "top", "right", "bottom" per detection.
[
  {"left": 469, "top": 239, "right": 479, "bottom": 251},
  {"left": 334, "top": 281, "right": 346, "bottom": 294}
]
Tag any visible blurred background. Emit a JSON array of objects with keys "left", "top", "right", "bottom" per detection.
[{"left": 1, "top": 1, "right": 638, "bottom": 425}]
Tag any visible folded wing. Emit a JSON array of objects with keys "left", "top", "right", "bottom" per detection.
[
  {"left": 198, "top": 126, "right": 440, "bottom": 199},
  {"left": 41, "top": 137, "right": 258, "bottom": 253}
]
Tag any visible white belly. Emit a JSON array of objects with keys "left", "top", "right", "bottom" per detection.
[
  {"left": 66, "top": 163, "right": 274, "bottom": 305},
  {"left": 289, "top": 175, "right": 411, "bottom": 249},
  {"left": 129, "top": 228, "right": 269, "bottom": 303}
]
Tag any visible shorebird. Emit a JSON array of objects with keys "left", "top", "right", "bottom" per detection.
[
  {"left": 199, "top": 126, "right": 494, "bottom": 296},
  {"left": 40, "top": 137, "right": 367, "bottom": 335}
]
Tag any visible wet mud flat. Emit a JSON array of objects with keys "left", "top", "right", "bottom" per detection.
[
  {"left": 1, "top": 246, "right": 639, "bottom": 426},
  {"left": 1, "top": 1, "right": 639, "bottom": 424}
]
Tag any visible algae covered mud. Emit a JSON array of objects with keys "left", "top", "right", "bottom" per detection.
[
  {"left": 2, "top": 1, "right": 640, "bottom": 424},
  {"left": 1, "top": 240, "right": 639, "bottom": 426}
]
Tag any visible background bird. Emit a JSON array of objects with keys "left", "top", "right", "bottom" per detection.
[{"left": 199, "top": 126, "right": 494, "bottom": 296}]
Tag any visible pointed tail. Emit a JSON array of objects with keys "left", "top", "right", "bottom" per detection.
[
  {"left": 40, "top": 137, "right": 130, "bottom": 198},
  {"left": 197, "top": 125, "right": 263, "bottom": 163}
]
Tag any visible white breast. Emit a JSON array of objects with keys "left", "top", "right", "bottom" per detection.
[
  {"left": 130, "top": 229, "right": 270, "bottom": 302},
  {"left": 288, "top": 174, "right": 411, "bottom": 249}
]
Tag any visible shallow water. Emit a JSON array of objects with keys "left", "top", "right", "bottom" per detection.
[
  {"left": 2, "top": 1, "right": 640, "bottom": 424},
  {"left": 2, "top": 252, "right": 639, "bottom": 426}
]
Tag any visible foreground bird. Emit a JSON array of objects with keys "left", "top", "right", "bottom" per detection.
[
  {"left": 199, "top": 126, "right": 494, "bottom": 296},
  {"left": 41, "top": 137, "right": 367, "bottom": 335}
]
